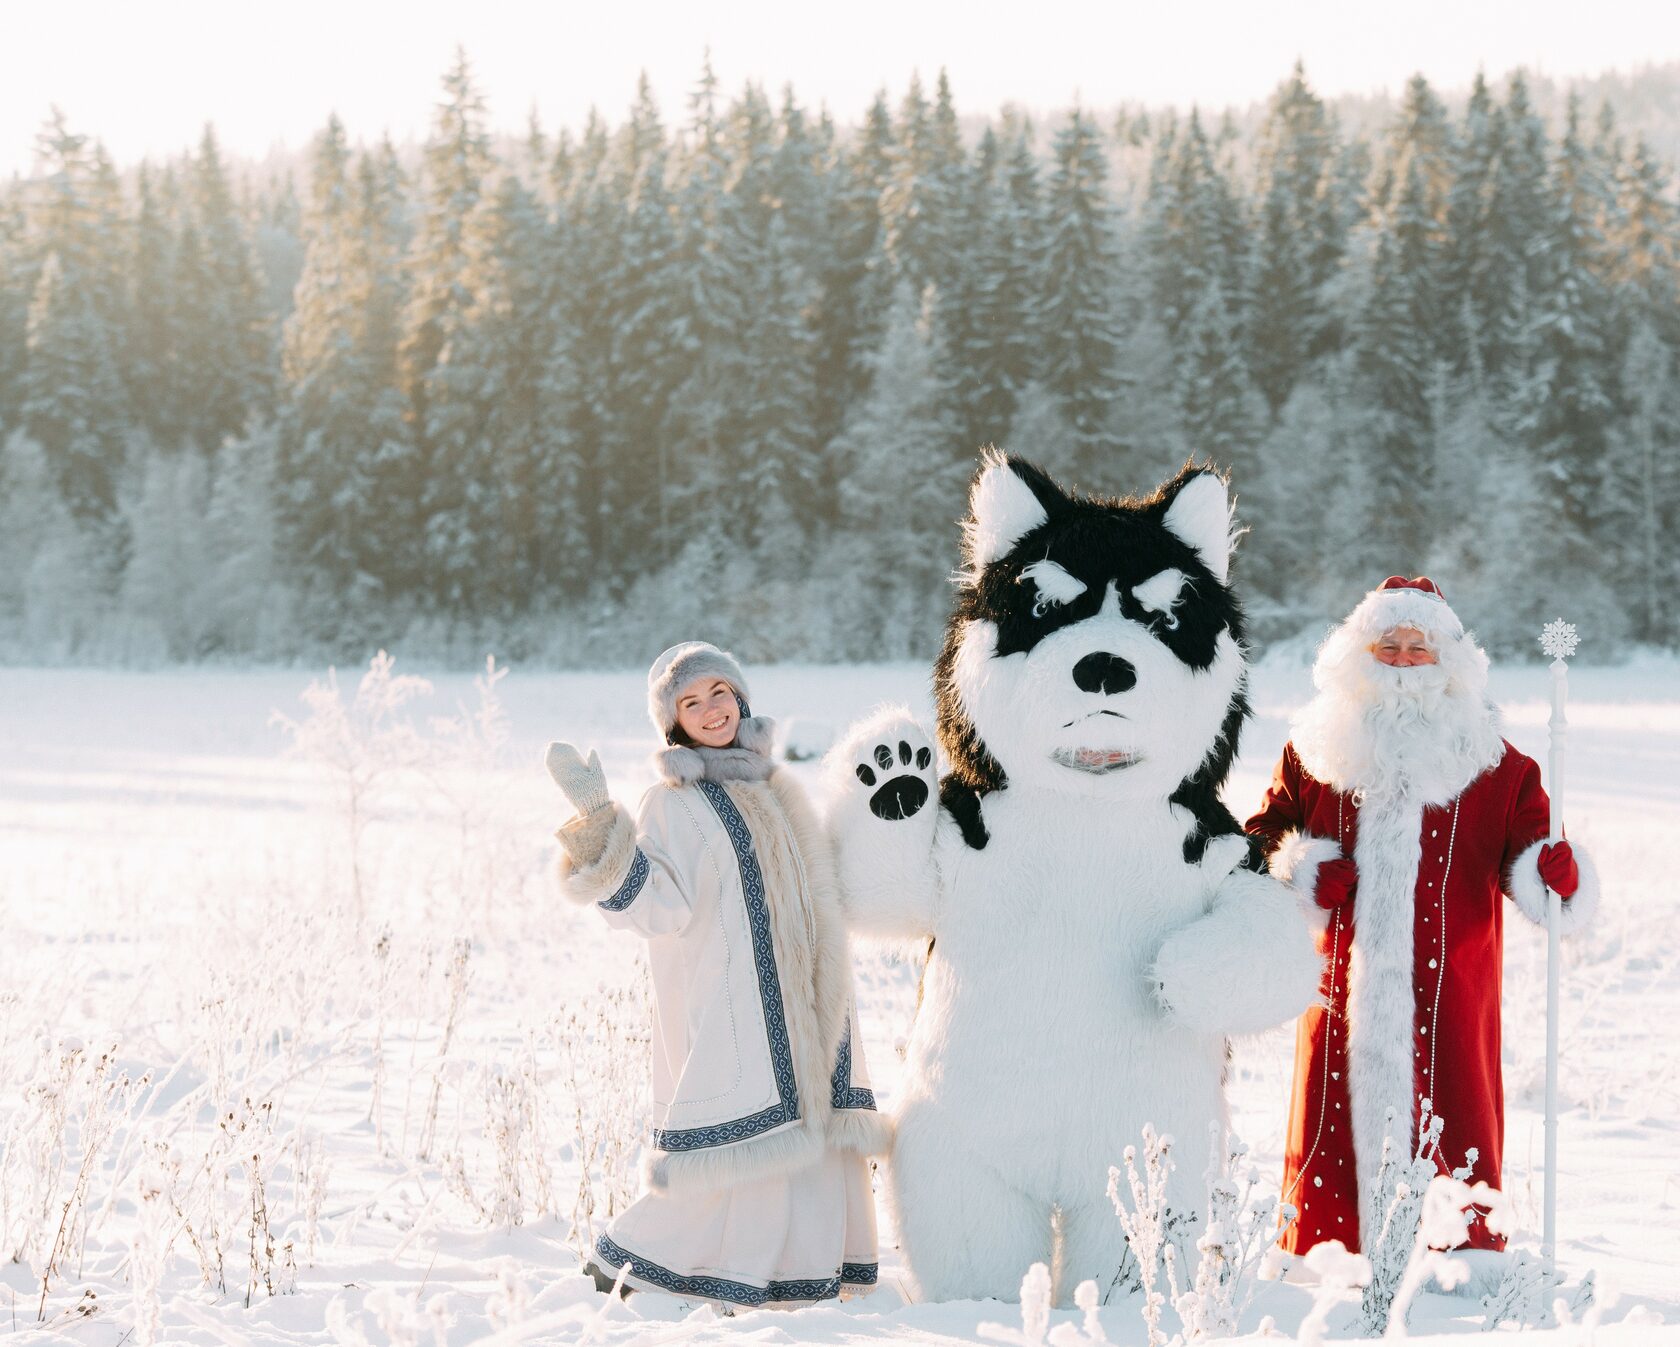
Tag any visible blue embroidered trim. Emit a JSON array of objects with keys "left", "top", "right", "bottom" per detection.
[
  {"left": 599, "top": 847, "right": 650, "bottom": 912},
  {"left": 654, "top": 1100, "right": 792, "bottom": 1151},
  {"left": 841, "top": 1261, "right": 879, "bottom": 1285},
  {"left": 649, "top": 780, "right": 799, "bottom": 1153},
  {"left": 830, "top": 1016, "right": 878, "bottom": 1112},
  {"left": 595, "top": 1235, "right": 842, "bottom": 1306}
]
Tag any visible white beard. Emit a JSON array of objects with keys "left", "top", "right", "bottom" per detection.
[{"left": 1291, "top": 638, "right": 1504, "bottom": 806}]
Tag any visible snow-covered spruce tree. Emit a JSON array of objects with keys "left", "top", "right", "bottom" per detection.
[
  {"left": 1442, "top": 72, "right": 1504, "bottom": 385},
  {"left": 1515, "top": 94, "right": 1619, "bottom": 573},
  {"left": 279, "top": 117, "right": 411, "bottom": 636},
  {"left": 0, "top": 187, "right": 28, "bottom": 446},
  {"left": 595, "top": 77, "right": 688, "bottom": 575},
  {"left": 117, "top": 439, "right": 211, "bottom": 660},
  {"left": 127, "top": 164, "right": 186, "bottom": 451},
  {"left": 1040, "top": 105, "right": 1124, "bottom": 478},
  {"left": 1177, "top": 278, "right": 1259, "bottom": 466},
  {"left": 1356, "top": 149, "right": 1443, "bottom": 559},
  {"left": 933, "top": 123, "right": 1000, "bottom": 456},
  {"left": 20, "top": 114, "right": 130, "bottom": 537},
  {"left": 830, "top": 280, "right": 967, "bottom": 652},
  {"left": 880, "top": 70, "right": 966, "bottom": 305},
  {"left": 399, "top": 48, "right": 496, "bottom": 614},
  {"left": 201, "top": 421, "right": 291, "bottom": 657},
  {"left": 1247, "top": 62, "right": 1345, "bottom": 415},
  {"left": 1608, "top": 321, "right": 1680, "bottom": 646},
  {"left": 1483, "top": 73, "right": 1554, "bottom": 406},
  {"left": 940, "top": 114, "right": 1044, "bottom": 456},
  {"left": 177, "top": 126, "right": 274, "bottom": 454},
  {"left": 1143, "top": 108, "right": 1247, "bottom": 347},
  {"left": 810, "top": 89, "right": 895, "bottom": 458}
]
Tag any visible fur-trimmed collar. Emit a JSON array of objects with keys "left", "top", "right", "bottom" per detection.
[{"left": 654, "top": 716, "right": 777, "bottom": 786}]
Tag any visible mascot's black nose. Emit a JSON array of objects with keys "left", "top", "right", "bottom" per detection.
[{"left": 1072, "top": 652, "right": 1136, "bottom": 696}]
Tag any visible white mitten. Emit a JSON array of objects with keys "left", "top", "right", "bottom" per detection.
[{"left": 544, "top": 741, "right": 610, "bottom": 819}]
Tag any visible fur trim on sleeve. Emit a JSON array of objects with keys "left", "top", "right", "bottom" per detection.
[
  {"left": 828, "top": 1105, "right": 894, "bottom": 1158},
  {"left": 1267, "top": 830, "right": 1345, "bottom": 937},
  {"left": 556, "top": 803, "right": 638, "bottom": 907},
  {"left": 1508, "top": 837, "right": 1600, "bottom": 936}
]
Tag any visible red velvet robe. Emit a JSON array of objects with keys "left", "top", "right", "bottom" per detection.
[{"left": 1246, "top": 740, "right": 1552, "bottom": 1255}]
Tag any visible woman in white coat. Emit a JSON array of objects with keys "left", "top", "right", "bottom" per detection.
[{"left": 547, "top": 641, "right": 889, "bottom": 1309}]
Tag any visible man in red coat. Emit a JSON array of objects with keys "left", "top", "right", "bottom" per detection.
[{"left": 1246, "top": 577, "right": 1599, "bottom": 1268}]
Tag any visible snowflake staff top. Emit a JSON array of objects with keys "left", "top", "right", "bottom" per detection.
[{"left": 1540, "top": 619, "right": 1580, "bottom": 663}]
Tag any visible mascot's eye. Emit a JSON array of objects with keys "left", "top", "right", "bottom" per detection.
[
  {"left": 1133, "top": 567, "right": 1189, "bottom": 633},
  {"left": 1020, "top": 559, "right": 1087, "bottom": 619}
]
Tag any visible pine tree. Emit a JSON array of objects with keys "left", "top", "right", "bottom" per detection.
[
  {"left": 180, "top": 125, "right": 275, "bottom": 451},
  {"left": 1247, "top": 63, "right": 1343, "bottom": 412},
  {"left": 1039, "top": 106, "right": 1123, "bottom": 474},
  {"left": 397, "top": 50, "right": 497, "bottom": 610},
  {"left": 810, "top": 90, "right": 894, "bottom": 455},
  {"left": 280, "top": 116, "right": 411, "bottom": 624},
  {"left": 128, "top": 164, "right": 184, "bottom": 447},
  {"left": 0, "top": 188, "right": 30, "bottom": 445},
  {"left": 1358, "top": 151, "right": 1441, "bottom": 552},
  {"left": 1443, "top": 72, "right": 1502, "bottom": 381},
  {"left": 1515, "top": 95, "right": 1617, "bottom": 564},
  {"left": 1483, "top": 73, "right": 1553, "bottom": 397},
  {"left": 1178, "top": 278, "right": 1257, "bottom": 461},
  {"left": 20, "top": 114, "right": 128, "bottom": 529},
  {"left": 880, "top": 72, "right": 965, "bottom": 298}
]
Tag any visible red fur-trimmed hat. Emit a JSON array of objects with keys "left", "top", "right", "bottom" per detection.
[{"left": 1341, "top": 574, "right": 1465, "bottom": 644}]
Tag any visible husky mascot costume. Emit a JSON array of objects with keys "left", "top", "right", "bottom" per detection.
[{"left": 824, "top": 452, "right": 1324, "bottom": 1305}]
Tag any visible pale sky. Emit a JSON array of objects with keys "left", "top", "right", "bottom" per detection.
[{"left": 5, "top": 0, "right": 1678, "bottom": 176}]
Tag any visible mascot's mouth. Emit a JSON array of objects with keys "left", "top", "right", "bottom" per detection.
[
  {"left": 1053, "top": 747, "right": 1142, "bottom": 774},
  {"left": 1063, "top": 709, "right": 1126, "bottom": 728}
]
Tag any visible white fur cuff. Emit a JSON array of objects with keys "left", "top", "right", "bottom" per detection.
[
  {"left": 829, "top": 1105, "right": 894, "bottom": 1158},
  {"left": 1267, "top": 830, "right": 1344, "bottom": 937},
  {"left": 1508, "top": 837, "right": 1600, "bottom": 935},
  {"left": 557, "top": 804, "right": 638, "bottom": 907}
]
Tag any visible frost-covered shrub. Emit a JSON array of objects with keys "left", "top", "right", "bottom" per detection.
[
  {"left": 559, "top": 975, "right": 653, "bottom": 1262},
  {"left": 1105, "top": 1123, "right": 1293, "bottom": 1344}
]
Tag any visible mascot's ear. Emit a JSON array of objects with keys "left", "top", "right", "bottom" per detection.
[
  {"left": 963, "top": 450, "right": 1063, "bottom": 573},
  {"left": 1159, "top": 468, "right": 1234, "bottom": 585}
]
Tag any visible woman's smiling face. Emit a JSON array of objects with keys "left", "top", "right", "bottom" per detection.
[{"left": 674, "top": 676, "right": 740, "bottom": 748}]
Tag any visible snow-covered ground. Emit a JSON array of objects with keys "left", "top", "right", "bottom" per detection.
[{"left": 1, "top": 651, "right": 1676, "bottom": 1346}]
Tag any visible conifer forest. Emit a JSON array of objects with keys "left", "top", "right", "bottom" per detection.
[{"left": 3, "top": 54, "right": 1677, "bottom": 665}]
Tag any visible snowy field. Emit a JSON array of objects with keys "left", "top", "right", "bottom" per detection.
[{"left": 1, "top": 651, "right": 1676, "bottom": 1346}]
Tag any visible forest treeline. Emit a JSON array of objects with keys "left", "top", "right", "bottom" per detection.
[{"left": 1, "top": 53, "right": 1675, "bottom": 665}]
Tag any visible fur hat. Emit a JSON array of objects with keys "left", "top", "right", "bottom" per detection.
[
  {"left": 647, "top": 641, "right": 753, "bottom": 742},
  {"left": 1337, "top": 575, "right": 1464, "bottom": 647}
]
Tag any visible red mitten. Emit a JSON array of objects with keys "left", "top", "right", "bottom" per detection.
[
  {"left": 1538, "top": 840, "right": 1579, "bottom": 899},
  {"left": 1313, "top": 857, "right": 1358, "bottom": 911}
]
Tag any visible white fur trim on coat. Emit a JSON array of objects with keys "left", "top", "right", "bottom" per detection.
[
  {"left": 1268, "top": 830, "right": 1346, "bottom": 937},
  {"left": 556, "top": 804, "right": 638, "bottom": 907},
  {"left": 1345, "top": 791, "right": 1425, "bottom": 1237},
  {"left": 653, "top": 717, "right": 777, "bottom": 786},
  {"left": 1507, "top": 837, "right": 1600, "bottom": 935}
]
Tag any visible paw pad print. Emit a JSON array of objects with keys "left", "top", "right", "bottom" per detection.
[{"left": 855, "top": 739, "right": 932, "bottom": 821}]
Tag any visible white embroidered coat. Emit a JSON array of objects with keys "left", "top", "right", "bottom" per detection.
[{"left": 559, "top": 740, "right": 890, "bottom": 1195}]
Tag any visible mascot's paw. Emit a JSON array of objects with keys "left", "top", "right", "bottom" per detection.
[
  {"left": 825, "top": 708, "right": 942, "bottom": 938},
  {"left": 830, "top": 708, "right": 937, "bottom": 826},
  {"left": 855, "top": 736, "right": 934, "bottom": 820}
]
